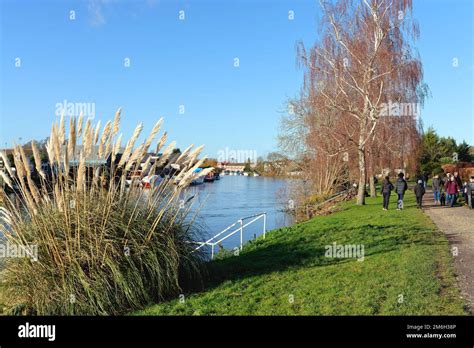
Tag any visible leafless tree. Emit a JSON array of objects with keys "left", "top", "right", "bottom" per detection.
[{"left": 297, "top": 0, "right": 427, "bottom": 205}]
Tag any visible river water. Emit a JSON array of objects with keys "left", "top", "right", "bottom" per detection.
[{"left": 186, "top": 175, "right": 294, "bottom": 251}]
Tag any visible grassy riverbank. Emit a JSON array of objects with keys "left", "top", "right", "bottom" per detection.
[{"left": 136, "top": 191, "right": 467, "bottom": 315}]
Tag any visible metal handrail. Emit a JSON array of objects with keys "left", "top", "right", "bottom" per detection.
[{"left": 193, "top": 212, "right": 267, "bottom": 259}]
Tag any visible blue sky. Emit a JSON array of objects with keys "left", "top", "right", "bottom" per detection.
[{"left": 0, "top": 0, "right": 472, "bottom": 160}]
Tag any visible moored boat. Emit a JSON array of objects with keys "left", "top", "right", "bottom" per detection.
[
  {"left": 141, "top": 174, "right": 162, "bottom": 189},
  {"left": 190, "top": 168, "right": 205, "bottom": 185},
  {"left": 191, "top": 176, "right": 204, "bottom": 185},
  {"left": 204, "top": 172, "right": 215, "bottom": 182}
]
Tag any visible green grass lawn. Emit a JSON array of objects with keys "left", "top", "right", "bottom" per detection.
[{"left": 134, "top": 191, "right": 468, "bottom": 315}]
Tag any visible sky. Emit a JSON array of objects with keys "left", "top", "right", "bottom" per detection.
[{"left": 0, "top": 0, "right": 473, "bottom": 161}]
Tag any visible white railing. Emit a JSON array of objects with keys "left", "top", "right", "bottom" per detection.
[{"left": 192, "top": 212, "right": 267, "bottom": 259}]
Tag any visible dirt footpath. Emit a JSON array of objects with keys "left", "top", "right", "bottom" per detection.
[{"left": 422, "top": 189, "right": 474, "bottom": 313}]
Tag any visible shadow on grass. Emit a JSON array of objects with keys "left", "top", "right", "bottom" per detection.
[{"left": 194, "top": 221, "right": 447, "bottom": 293}]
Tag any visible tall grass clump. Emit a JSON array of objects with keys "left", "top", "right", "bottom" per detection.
[{"left": 0, "top": 109, "right": 212, "bottom": 315}]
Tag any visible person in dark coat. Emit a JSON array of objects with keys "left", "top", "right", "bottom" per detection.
[
  {"left": 462, "top": 181, "right": 469, "bottom": 203},
  {"left": 454, "top": 172, "right": 462, "bottom": 203},
  {"left": 467, "top": 175, "right": 474, "bottom": 209},
  {"left": 414, "top": 179, "right": 425, "bottom": 208},
  {"left": 394, "top": 172, "right": 408, "bottom": 210},
  {"left": 415, "top": 171, "right": 423, "bottom": 185},
  {"left": 440, "top": 192, "right": 446, "bottom": 206},
  {"left": 454, "top": 172, "right": 462, "bottom": 189},
  {"left": 380, "top": 176, "right": 394, "bottom": 211}
]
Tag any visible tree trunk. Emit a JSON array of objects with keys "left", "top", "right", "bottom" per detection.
[
  {"left": 356, "top": 146, "right": 366, "bottom": 205},
  {"left": 369, "top": 175, "right": 376, "bottom": 198}
]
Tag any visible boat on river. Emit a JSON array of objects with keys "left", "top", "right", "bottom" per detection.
[
  {"left": 142, "top": 174, "right": 163, "bottom": 189},
  {"left": 204, "top": 172, "right": 215, "bottom": 182},
  {"left": 190, "top": 168, "right": 205, "bottom": 185}
]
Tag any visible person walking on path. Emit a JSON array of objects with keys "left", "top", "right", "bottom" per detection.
[
  {"left": 462, "top": 181, "right": 469, "bottom": 204},
  {"left": 466, "top": 175, "right": 474, "bottom": 209},
  {"left": 454, "top": 172, "right": 463, "bottom": 203},
  {"left": 415, "top": 171, "right": 423, "bottom": 185},
  {"left": 414, "top": 179, "right": 425, "bottom": 209},
  {"left": 445, "top": 176, "right": 459, "bottom": 207},
  {"left": 381, "top": 176, "right": 394, "bottom": 211},
  {"left": 454, "top": 172, "right": 462, "bottom": 189},
  {"left": 445, "top": 173, "right": 452, "bottom": 204},
  {"left": 394, "top": 172, "right": 408, "bottom": 210},
  {"left": 432, "top": 175, "right": 441, "bottom": 205}
]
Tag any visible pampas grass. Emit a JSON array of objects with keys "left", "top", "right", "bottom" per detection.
[{"left": 0, "top": 109, "right": 209, "bottom": 315}]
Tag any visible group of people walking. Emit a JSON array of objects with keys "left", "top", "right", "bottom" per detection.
[
  {"left": 431, "top": 172, "right": 474, "bottom": 208},
  {"left": 380, "top": 171, "right": 474, "bottom": 210}
]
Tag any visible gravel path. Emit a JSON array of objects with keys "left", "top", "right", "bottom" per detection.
[{"left": 422, "top": 188, "right": 474, "bottom": 313}]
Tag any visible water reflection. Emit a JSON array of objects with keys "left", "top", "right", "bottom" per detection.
[{"left": 186, "top": 176, "right": 294, "bottom": 250}]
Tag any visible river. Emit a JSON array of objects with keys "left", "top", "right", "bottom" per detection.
[{"left": 186, "top": 175, "right": 294, "bottom": 252}]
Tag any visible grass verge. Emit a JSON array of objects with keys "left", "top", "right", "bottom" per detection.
[{"left": 134, "top": 191, "right": 467, "bottom": 315}]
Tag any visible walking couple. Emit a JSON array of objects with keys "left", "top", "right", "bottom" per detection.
[{"left": 381, "top": 172, "right": 408, "bottom": 211}]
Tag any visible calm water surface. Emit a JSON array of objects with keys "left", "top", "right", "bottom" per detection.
[{"left": 186, "top": 175, "right": 294, "bottom": 250}]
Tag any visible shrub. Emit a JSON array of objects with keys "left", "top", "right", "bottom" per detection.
[{"left": 0, "top": 110, "right": 211, "bottom": 315}]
